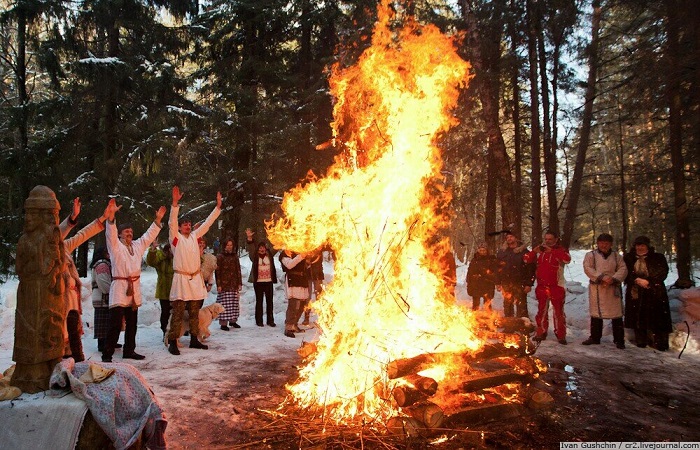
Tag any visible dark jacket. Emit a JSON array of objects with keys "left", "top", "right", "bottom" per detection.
[
  {"left": 467, "top": 253, "right": 498, "bottom": 298},
  {"left": 246, "top": 240, "right": 278, "bottom": 284},
  {"left": 496, "top": 243, "right": 535, "bottom": 287},
  {"left": 216, "top": 251, "right": 243, "bottom": 292},
  {"left": 623, "top": 248, "right": 672, "bottom": 333}
]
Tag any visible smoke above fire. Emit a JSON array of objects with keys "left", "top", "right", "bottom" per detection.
[{"left": 266, "top": 1, "right": 476, "bottom": 422}]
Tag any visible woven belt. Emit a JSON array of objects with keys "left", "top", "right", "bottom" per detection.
[
  {"left": 113, "top": 275, "right": 140, "bottom": 296},
  {"left": 175, "top": 269, "right": 201, "bottom": 280}
]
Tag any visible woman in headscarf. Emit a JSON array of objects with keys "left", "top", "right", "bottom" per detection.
[{"left": 623, "top": 236, "right": 672, "bottom": 350}]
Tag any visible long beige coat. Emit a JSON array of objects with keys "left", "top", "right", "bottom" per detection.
[{"left": 583, "top": 249, "right": 628, "bottom": 319}]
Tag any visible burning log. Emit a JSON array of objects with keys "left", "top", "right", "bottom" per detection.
[
  {"left": 386, "top": 416, "right": 425, "bottom": 438},
  {"left": 403, "top": 374, "right": 438, "bottom": 395},
  {"left": 460, "top": 369, "right": 534, "bottom": 393},
  {"left": 393, "top": 385, "right": 428, "bottom": 407},
  {"left": 387, "top": 343, "right": 528, "bottom": 379},
  {"left": 393, "top": 373, "right": 438, "bottom": 407},
  {"left": 403, "top": 401, "right": 445, "bottom": 429},
  {"left": 446, "top": 402, "right": 522, "bottom": 426}
]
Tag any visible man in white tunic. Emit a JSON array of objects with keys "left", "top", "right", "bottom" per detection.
[
  {"left": 102, "top": 199, "right": 166, "bottom": 362},
  {"left": 167, "top": 186, "right": 221, "bottom": 355}
]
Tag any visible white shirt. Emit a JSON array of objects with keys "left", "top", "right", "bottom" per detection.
[
  {"left": 106, "top": 220, "right": 162, "bottom": 308},
  {"left": 168, "top": 204, "right": 221, "bottom": 301}
]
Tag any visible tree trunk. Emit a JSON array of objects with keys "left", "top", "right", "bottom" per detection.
[
  {"left": 536, "top": 9, "right": 559, "bottom": 235},
  {"left": 485, "top": 147, "right": 497, "bottom": 247},
  {"left": 460, "top": 0, "right": 518, "bottom": 235},
  {"left": 664, "top": 0, "right": 693, "bottom": 287},
  {"left": 526, "top": 0, "right": 542, "bottom": 244},
  {"left": 562, "top": 0, "right": 602, "bottom": 248},
  {"left": 508, "top": 0, "right": 523, "bottom": 238},
  {"left": 14, "top": 8, "right": 31, "bottom": 204},
  {"left": 616, "top": 94, "right": 629, "bottom": 251}
]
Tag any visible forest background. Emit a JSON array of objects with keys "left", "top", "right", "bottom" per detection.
[{"left": 0, "top": 0, "right": 698, "bottom": 287}]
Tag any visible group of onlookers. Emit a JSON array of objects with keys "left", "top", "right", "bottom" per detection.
[{"left": 466, "top": 230, "right": 672, "bottom": 351}]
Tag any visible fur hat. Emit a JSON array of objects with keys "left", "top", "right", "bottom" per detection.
[
  {"left": 633, "top": 235, "right": 651, "bottom": 247},
  {"left": 596, "top": 233, "right": 613, "bottom": 243}
]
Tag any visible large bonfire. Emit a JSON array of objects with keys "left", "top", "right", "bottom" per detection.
[{"left": 266, "top": 1, "right": 503, "bottom": 424}]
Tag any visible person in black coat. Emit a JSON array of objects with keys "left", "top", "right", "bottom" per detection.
[
  {"left": 623, "top": 235, "right": 672, "bottom": 350},
  {"left": 467, "top": 243, "right": 498, "bottom": 311}
]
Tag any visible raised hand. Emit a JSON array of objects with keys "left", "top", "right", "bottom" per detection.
[
  {"left": 71, "top": 197, "right": 81, "bottom": 221},
  {"left": 216, "top": 191, "right": 222, "bottom": 209},
  {"left": 154, "top": 205, "right": 167, "bottom": 225},
  {"left": 172, "top": 186, "right": 183, "bottom": 206},
  {"left": 105, "top": 198, "right": 121, "bottom": 222}
]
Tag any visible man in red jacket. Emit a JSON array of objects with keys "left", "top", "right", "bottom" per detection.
[{"left": 524, "top": 231, "right": 572, "bottom": 344}]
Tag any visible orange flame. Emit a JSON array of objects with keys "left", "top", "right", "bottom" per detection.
[{"left": 267, "top": 1, "right": 475, "bottom": 422}]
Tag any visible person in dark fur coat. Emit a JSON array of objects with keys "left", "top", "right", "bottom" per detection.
[
  {"left": 215, "top": 237, "right": 243, "bottom": 330},
  {"left": 466, "top": 243, "right": 498, "bottom": 311},
  {"left": 623, "top": 235, "right": 672, "bottom": 350}
]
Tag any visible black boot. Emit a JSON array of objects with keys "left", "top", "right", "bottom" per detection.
[
  {"left": 612, "top": 318, "right": 625, "bottom": 349},
  {"left": 582, "top": 318, "right": 603, "bottom": 345},
  {"left": 168, "top": 339, "right": 180, "bottom": 355},
  {"left": 653, "top": 332, "right": 669, "bottom": 351},
  {"left": 190, "top": 336, "right": 208, "bottom": 349},
  {"left": 67, "top": 311, "right": 85, "bottom": 362},
  {"left": 635, "top": 328, "right": 648, "bottom": 348}
]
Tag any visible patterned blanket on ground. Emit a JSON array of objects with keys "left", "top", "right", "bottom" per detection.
[{"left": 50, "top": 359, "right": 167, "bottom": 450}]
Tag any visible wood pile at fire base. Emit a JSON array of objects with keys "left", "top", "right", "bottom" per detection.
[{"left": 385, "top": 314, "right": 554, "bottom": 438}]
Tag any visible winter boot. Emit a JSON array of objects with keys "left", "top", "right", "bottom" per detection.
[
  {"left": 582, "top": 318, "right": 603, "bottom": 345},
  {"left": 168, "top": 339, "right": 180, "bottom": 355},
  {"left": 653, "top": 332, "right": 669, "bottom": 351},
  {"left": 634, "top": 328, "right": 648, "bottom": 348},
  {"left": 612, "top": 318, "right": 625, "bottom": 349},
  {"left": 67, "top": 310, "right": 85, "bottom": 362},
  {"left": 190, "top": 336, "right": 208, "bottom": 349}
]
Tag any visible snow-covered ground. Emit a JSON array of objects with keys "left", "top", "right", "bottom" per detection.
[{"left": 1, "top": 248, "right": 699, "bottom": 446}]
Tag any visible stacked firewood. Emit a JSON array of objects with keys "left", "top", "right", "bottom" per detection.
[{"left": 386, "top": 315, "right": 543, "bottom": 437}]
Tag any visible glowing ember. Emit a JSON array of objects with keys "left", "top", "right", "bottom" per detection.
[{"left": 267, "top": 1, "right": 478, "bottom": 422}]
